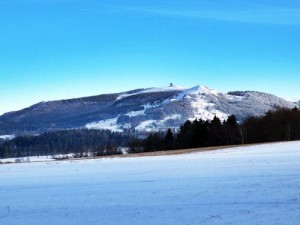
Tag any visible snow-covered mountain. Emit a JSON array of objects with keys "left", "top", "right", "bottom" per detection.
[{"left": 0, "top": 85, "right": 297, "bottom": 135}]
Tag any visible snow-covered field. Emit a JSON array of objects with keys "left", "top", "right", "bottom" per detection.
[{"left": 1, "top": 141, "right": 300, "bottom": 225}]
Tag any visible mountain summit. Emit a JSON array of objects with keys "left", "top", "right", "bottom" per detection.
[{"left": 0, "top": 85, "right": 297, "bottom": 136}]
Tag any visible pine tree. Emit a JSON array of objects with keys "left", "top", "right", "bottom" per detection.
[{"left": 164, "top": 128, "right": 175, "bottom": 150}]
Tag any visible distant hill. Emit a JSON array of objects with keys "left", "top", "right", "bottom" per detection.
[{"left": 0, "top": 85, "right": 297, "bottom": 136}]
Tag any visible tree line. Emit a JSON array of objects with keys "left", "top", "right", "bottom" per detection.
[
  {"left": 128, "top": 107, "right": 300, "bottom": 153},
  {"left": 128, "top": 114, "right": 241, "bottom": 153},
  {"left": 0, "top": 129, "right": 133, "bottom": 158},
  {"left": 1, "top": 107, "right": 300, "bottom": 159},
  {"left": 242, "top": 107, "right": 300, "bottom": 143}
]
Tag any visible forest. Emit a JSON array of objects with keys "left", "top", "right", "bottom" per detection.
[
  {"left": 1, "top": 107, "right": 300, "bottom": 158},
  {"left": 128, "top": 107, "right": 300, "bottom": 153},
  {"left": 0, "top": 129, "right": 133, "bottom": 158}
]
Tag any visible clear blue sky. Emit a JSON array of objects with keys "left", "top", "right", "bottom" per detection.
[{"left": 1, "top": 0, "right": 300, "bottom": 115}]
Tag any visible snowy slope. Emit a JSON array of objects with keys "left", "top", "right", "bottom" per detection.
[
  {"left": 0, "top": 84, "right": 296, "bottom": 135},
  {"left": 0, "top": 141, "right": 300, "bottom": 225},
  {"left": 85, "top": 85, "right": 295, "bottom": 132},
  {"left": 116, "top": 85, "right": 186, "bottom": 100}
]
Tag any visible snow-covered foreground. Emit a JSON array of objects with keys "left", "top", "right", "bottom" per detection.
[{"left": 1, "top": 142, "right": 300, "bottom": 225}]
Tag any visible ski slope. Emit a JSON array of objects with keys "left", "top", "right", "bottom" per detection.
[{"left": 1, "top": 141, "right": 300, "bottom": 225}]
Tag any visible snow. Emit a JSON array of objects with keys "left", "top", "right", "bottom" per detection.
[
  {"left": 135, "top": 119, "right": 157, "bottom": 131},
  {"left": 186, "top": 85, "right": 220, "bottom": 96},
  {"left": 0, "top": 135, "right": 15, "bottom": 140},
  {"left": 189, "top": 96, "right": 228, "bottom": 121},
  {"left": 177, "top": 86, "right": 228, "bottom": 121},
  {"left": 85, "top": 117, "right": 122, "bottom": 132},
  {"left": 79, "top": 85, "right": 297, "bottom": 132},
  {"left": 126, "top": 109, "right": 145, "bottom": 117},
  {"left": 116, "top": 85, "right": 186, "bottom": 100},
  {"left": 158, "top": 85, "right": 229, "bottom": 122},
  {"left": 1, "top": 141, "right": 300, "bottom": 224},
  {"left": 0, "top": 154, "right": 76, "bottom": 164},
  {"left": 0, "top": 156, "right": 52, "bottom": 163},
  {"left": 125, "top": 103, "right": 160, "bottom": 118},
  {"left": 135, "top": 114, "right": 182, "bottom": 132},
  {"left": 284, "top": 97, "right": 299, "bottom": 102}
]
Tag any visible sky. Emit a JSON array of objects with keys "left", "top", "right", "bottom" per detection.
[{"left": 0, "top": 0, "right": 300, "bottom": 115}]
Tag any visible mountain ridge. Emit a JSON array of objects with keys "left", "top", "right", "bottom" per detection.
[{"left": 0, "top": 85, "right": 298, "bottom": 136}]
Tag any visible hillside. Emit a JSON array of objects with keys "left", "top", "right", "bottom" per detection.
[{"left": 0, "top": 85, "right": 296, "bottom": 135}]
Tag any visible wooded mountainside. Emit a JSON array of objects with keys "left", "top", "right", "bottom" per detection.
[
  {"left": 128, "top": 107, "right": 300, "bottom": 153},
  {"left": 1, "top": 107, "right": 300, "bottom": 158}
]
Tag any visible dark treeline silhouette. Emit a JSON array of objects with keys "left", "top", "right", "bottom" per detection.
[
  {"left": 242, "top": 107, "right": 300, "bottom": 143},
  {"left": 0, "top": 129, "right": 133, "bottom": 158},
  {"left": 128, "top": 107, "right": 300, "bottom": 153}
]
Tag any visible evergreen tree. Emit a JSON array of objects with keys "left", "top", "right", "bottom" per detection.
[
  {"left": 208, "top": 116, "right": 224, "bottom": 146},
  {"left": 223, "top": 115, "right": 241, "bottom": 145},
  {"left": 177, "top": 120, "right": 193, "bottom": 149},
  {"left": 164, "top": 128, "right": 175, "bottom": 150}
]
